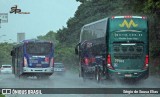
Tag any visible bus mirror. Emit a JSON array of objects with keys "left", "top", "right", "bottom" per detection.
[
  {"left": 75, "top": 46, "right": 79, "bottom": 55},
  {"left": 75, "top": 43, "right": 80, "bottom": 55},
  {"left": 10, "top": 50, "right": 15, "bottom": 56}
]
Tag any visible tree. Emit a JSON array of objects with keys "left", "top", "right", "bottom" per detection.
[
  {"left": 37, "top": 31, "right": 59, "bottom": 46},
  {"left": 0, "top": 42, "right": 13, "bottom": 65}
]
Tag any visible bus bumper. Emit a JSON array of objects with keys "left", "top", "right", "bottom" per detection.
[
  {"left": 108, "top": 69, "right": 149, "bottom": 80},
  {"left": 82, "top": 65, "right": 95, "bottom": 73},
  {"left": 23, "top": 67, "right": 54, "bottom": 73}
]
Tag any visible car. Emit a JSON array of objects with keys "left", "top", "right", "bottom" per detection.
[
  {"left": 54, "top": 63, "right": 65, "bottom": 75},
  {"left": 0, "top": 64, "right": 12, "bottom": 74}
]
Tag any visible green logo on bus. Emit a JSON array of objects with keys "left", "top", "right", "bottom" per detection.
[{"left": 119, "top": 19, "right": 138, "bottom": 29}]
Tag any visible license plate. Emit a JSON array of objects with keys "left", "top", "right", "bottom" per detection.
[
  {"left": 36, "top": 64, "right": 42, "bottom": 66},
  {"left": 57, "top": 69, "right": 62, "bottom": 71},
  {"left": 124, "top": 74, "right": 132, "bottom": 77}
]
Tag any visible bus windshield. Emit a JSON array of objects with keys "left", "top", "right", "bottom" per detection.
[{"left": 26, "top": 43, "right": 52, "bottom": 55}]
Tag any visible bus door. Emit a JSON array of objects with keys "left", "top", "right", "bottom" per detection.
[
  {"left": 18, "top": 46, "right": 23, "bottom": 74},
  {"left": 15, "top": 46, "right": 23, "bottom": 75}
]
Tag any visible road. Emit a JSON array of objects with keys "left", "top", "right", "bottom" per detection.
[{"left": 0, "top": 71, "right": 160, "bottom": 97}]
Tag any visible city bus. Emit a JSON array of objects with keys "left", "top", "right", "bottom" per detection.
[
  {"left": 75, "top": 16, "right": 149, "bottom": 81},
  {"left": 10, "top": 39, "right": 54, "bottom": 79}
]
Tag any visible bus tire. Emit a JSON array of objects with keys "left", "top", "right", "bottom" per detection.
[
  {"left": 82, "top": 70, "right": 87, "bottom": 82},
  {"left": 44, "top": 76, "right": 50, "bottom": 79},
  {"left": 95, "top": 67, "right": 101, "bottom": 83},
  {"left": 20, "top": 75, "right": 27, "bottom": 79},
  {"left": 79, "top": 67, "right": 82, "bottom": 77},
  {"left": 15, "top": 75, "right": 18, "bottom": 78},
  {"left": 83, "top": 77, "right": 86, "bottom": 82}
]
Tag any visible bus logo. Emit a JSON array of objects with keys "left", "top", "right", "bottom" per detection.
[{"left": 119, "top": 19, "right": 138, "bottom": 29}]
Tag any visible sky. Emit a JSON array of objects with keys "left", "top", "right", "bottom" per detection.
[{"left": 0, "top": 0, "right": 80, "bottom": 43}]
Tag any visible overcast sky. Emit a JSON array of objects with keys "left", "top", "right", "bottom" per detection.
[{"left": 0, "top": 0, "right": 80, "bottom": 42}]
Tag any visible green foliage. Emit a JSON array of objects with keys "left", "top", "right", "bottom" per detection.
[
  {"left": 37, "top": 31, "right": 59, "bottom": 46},
  {"left": 55, "top": 44, "right": 77, "bottom": 63},
  {"left": 56, "top": 27, "right": 69, "bottom": 43},
  {"left": 54, "top": 43, "right": 79, "bottom": 71},
  {"left": 0, "top": 42, "right": 13, "bottom": 66},
  {"left": 150, "top": 45, "right": 160, "bottom": 58},
  {"left": 143, "top": 0, "right": 160, "bottom": 14}
]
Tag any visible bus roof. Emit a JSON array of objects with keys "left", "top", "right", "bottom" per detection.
[
  {"left": 82, "top": 17, "right": 108, "bottom": 28},
  {"left": 21, "top": 39, "right": 52, "bottom": 43},
  {"left": 111, "top": 16, "right": 147, "bottom": 19},
  {"left": 82, "top": 16, "right": 146, "bottom": 28},
  {"left": 12, "top": 39, "right": 53, "bottom": 48}
]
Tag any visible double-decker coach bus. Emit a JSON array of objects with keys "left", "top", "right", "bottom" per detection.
[
  {"left": 75, "top": 18, "right": 108, "bottom": 81},
  {"left": 75, "top": 16, "right": 149, "bottom": 81},
  {"left": 11, "top": 39, "right": 54, "bottom": 79},
  {"left": 108, "top": 16, "right": 149, "bottom": 80}
]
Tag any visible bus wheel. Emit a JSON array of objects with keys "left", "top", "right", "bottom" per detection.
[
  {"left": 44, "top": 76, "right": 50, "bottom": 79},
  {"left": 95, "top": 67, "right": 101, "bottom": 83},
  {"left": 79, "top": 69, "right": 82, "bottom": 77},
  {"left": 79, "top": 66, "right": 83, "bottom": 77},
  {"left": 37, "top": 75, "right": 41, "bottom": 79},
  {"left": 83, "top": 74, "right": 87, "bottom": 82},
  {"left": 15, "top": 74, "right": 18, "bottom": 78},
  {"left": 82, "top": 72, "right": 87, "bottom": 82},
  {"left": 83, "top": 77, "right": 86, "bottom": 82},
  {"left": 19, "top": 75, "right": 27, "bottom": 79}
]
